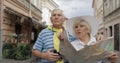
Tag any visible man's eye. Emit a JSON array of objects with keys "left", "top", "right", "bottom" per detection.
[
  {"left": 58, "top": 14, "right": 62, "bottom": 16},
  {"left": 52, "top": 14, "right": 56, "bottom": 16},
  {"left": 75, "top": 26, "right": 78, "bottom": 28},
  {"left": 52, "top": 14, "right": 62, "bottom": 16}
]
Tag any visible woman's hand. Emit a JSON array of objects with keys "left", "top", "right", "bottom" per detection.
[{"left": 107, "top": 51, "right": 119, "bottom": 63}]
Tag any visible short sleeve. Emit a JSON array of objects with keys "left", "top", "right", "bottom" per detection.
[{"left": 33, "top": 32, "right": 43, "bottom": 51}]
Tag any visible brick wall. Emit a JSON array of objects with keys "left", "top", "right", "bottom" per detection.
[
  {"left": 2, "top": 11, "right": 32, "bottom": 44},
  {"left": 2, "top": 12, "right": 16, "bottom": 40}
]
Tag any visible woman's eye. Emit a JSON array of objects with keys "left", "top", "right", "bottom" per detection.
[{"left": 80, "top": 25, "right": 84, "bottom": 27}]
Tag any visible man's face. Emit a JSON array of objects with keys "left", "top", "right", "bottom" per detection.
[{"left": 50, "top": 10, "right": 64, "bottom": 27}]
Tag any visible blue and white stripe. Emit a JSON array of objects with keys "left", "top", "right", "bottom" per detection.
[
  {"left": 33, "top": 28, "right": 55, "bottom": 63},
  {"left": 33, "top": 28, "right": 76, "bottom": 63}
]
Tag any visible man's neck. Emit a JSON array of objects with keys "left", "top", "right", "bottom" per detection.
[{"left": 53, "top": 25, "right": 63, "bottom": 29}]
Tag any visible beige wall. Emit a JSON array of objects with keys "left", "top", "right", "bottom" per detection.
[
  {"left": 0, "top": 0, "right": 4, "bottom": 58},
  {"left": 92, "top": 0, "right": 104, "bottom": 33},
  {"left": 2, "top": 0, "right": 42, "bottom": 43},
  {"left": 2, "top": 11, "right": 31, "bottom": 43},
  {"left": 103, "top": 0, "right": 120, "bottom": 38},
  {"left": 104, "top": 16, "right": 120, "bottom": 38},
  {"left": 4, "top": 0, "right": 42, "bottom": 22}
]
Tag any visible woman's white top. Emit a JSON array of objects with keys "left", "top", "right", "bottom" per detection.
[{"left": 71, "top": 36, "right": 96, "bottom": 51}]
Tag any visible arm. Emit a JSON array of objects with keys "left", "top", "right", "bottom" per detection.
[
  {"left": 107, "top": 51, "right": 119, "bottom": 63},
  {"left": 102, "top": 51, "right": 119, "bottom": 63},
  {"left": 32, "top": 49, "right": 59, "bottom": 61},
  {"left": 32, "top": 49, "right": 44, "bottom": 59},
  {"left": 32, "top": 30, "right": 60, "bottom": 61}
]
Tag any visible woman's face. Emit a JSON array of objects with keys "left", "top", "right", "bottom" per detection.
[{"left": 74, "top": 23, "right": 89, "bottom": 39}]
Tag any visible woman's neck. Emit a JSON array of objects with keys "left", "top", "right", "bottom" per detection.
[{"left": 79, "top": 34, "right": 90, "bottom": 45}]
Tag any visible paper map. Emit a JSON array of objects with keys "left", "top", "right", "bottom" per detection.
[{"left": 59, "top": 32, "right": 120, "bottom": 63}]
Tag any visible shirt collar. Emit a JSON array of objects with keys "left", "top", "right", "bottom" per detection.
[{"left": 78, "top": 35, "right": 96, "bottom": 46}]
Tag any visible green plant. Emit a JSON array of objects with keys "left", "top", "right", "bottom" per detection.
[
  {"left": 2, "top": 42, "right": 16, "bottom": 59},
  {"left": 14, "top": 43, "right": 31, "bottom": 60},
  {"left": 2, "top": 42, "right": 32, "bottom": 60}
]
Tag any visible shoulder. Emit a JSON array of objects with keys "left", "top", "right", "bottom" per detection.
[
  {"left": 40, "top": 28, "right": 53, "bottom": 34},
  {"left": 89, "top": 36, "right": 97, "bottom": 44},
  {"left": 91, "top": 36, "right": 96, "bottom": 42},
  {"left": 71, "top": 39, "right": 79, "bottom": 43},
  {"left": 41, "top": 28, "right": 53, "bottom": 33},
  {"left": 38, "top": 28, "right": 53, "bottom": 37},
  {"left": 67, "top": 32, "right": 77, "bottom": 42}
]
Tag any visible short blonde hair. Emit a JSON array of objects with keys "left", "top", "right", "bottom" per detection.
[{"left": 73, "top": 18, "right": 91, "bottom": 36}]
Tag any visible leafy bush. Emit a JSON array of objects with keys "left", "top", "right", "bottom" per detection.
[
  {"left": 3, "top": 42, "right": 32, "bottom": 60},
  {"left": 3, "top": 43, "right": 16, "bottom": 59},
  {"left": 15, "top": 43, "right": 32, "bottom": 60}
]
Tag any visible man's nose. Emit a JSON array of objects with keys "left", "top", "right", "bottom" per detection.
[{"left": 55, "top": 15, "right": 59, "bottom": 19}]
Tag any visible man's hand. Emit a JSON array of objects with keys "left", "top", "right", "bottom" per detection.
[
  {"left": 42, "top": 49, "right": 60, "bottom": 61},
  {"left": 58, "top": 32, "right": 65, "bottom": 40}
]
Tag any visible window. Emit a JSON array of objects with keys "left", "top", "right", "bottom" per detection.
[
  {"left": 105, "top": 28, "right": 108, "bottom": 38},
  {"left": 109, "top": 0, "right": 113, "bottom": 12},
  {"left": 109, "top": 26, "right": 112, "bottom": 37},
  {"left": 116, "top": 0, "right": 120, "bottom": 8},
  {"left": 114, "top": 23, "right": 120, "bottom": 51}
]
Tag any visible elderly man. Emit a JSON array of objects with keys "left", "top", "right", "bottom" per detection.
[{"left": 32, "top": 9, "right": 68, "bottom": 63}]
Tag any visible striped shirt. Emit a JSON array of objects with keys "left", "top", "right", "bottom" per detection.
[
  {"left": 33, "top": 28, "right": 55, "bottom": 63},
  {"left": 33, "top": 28, "right": 76, "bottom": 63}
]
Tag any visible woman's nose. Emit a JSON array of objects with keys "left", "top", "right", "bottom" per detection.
[
  {"left": 77, "top": 27, "right": 81, "bottom": 30},
  {"left": 76, "top": 28, "right": 81, "bottom": 31}
]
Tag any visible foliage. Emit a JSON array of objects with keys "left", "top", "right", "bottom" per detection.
[
  {"left": 15, "top": 43, "right": 32, "bottom": 60},
  {"left": 2, "top": 42, "right": 16, "bottom": 59},
  {"left": 2, "top": 42, "right": 32, "bottom": 60}
]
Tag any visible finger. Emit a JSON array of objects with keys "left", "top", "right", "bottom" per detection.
[
  {"left": 49, "top": 57, "right": 59, "bottom": 61},
  {"left": 108, "top": 52, "right": 116, "bottom": 57},
  {"left": 110, "top": 55, "right": 119, "bottom": 59},
  {"left": 50, "top": 53, "right": 59, "bottom": 58},
  {"left": 49, "top": 52, "right": 59, "bottom": 56},
  {"left": 48, "top": 48, "right": 54, "bottom": 52},
  {"left": 48, "top": 54, "right": 59, "bottom": 61},
  {"left": 46, "top": 53, "right": 59, "bottom": 61},
  {"left": 58, "top": 33, "right": 64, "bottom": 40},
  {"left": 111, "top": 53, "right": 117, "bottom": 57}
]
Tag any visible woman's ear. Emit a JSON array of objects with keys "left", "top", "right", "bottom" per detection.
[{"left": 86, "top": 28, "right": 89, "bottom": 33}]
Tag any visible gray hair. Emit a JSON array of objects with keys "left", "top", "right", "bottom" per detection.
[{"left": 51, "top": 9, "right": 64, "bottom": 17}]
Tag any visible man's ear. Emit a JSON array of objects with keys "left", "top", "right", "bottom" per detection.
[
  {"left": 50, "top": 17, "right": 52, "bottom": 21},
  {"left": 62, "top": 17, "right": 65, "bottom": 22}
]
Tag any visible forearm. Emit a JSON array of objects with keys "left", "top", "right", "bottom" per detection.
[
  {"left": 32, "top": 49, "right": 60, "bottom": 61},
  {"left": 32, "top": 49, "right": 46, "bottom": 59}
]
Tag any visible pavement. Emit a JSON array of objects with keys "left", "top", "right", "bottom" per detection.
[{"left": 0, "top": 57, "right": 35, "bottom": 63}]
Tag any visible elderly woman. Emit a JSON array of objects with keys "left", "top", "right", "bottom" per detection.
[
  {"left": 70, "top": 17, "right": 96, "bottom": 51},
  {"left": 64, "top": 16, "right": 119, "bottom": 63}
]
